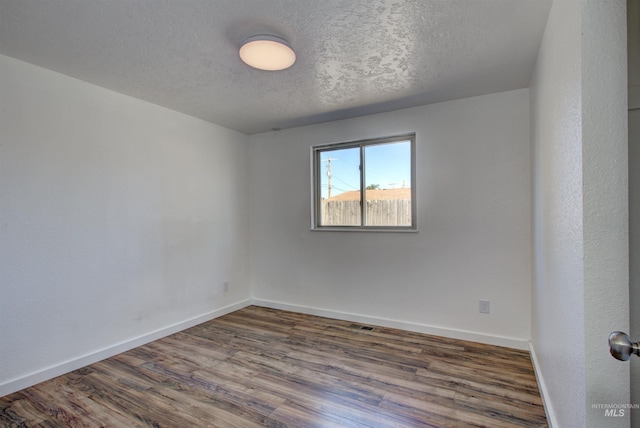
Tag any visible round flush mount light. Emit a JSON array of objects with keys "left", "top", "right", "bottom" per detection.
[{"left": 239, "top": 35, "right": 296, "bottom": 71}]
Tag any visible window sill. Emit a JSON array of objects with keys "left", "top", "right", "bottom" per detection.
[{"left": 311, "top": 227, "right": 418, "bottom": 233}]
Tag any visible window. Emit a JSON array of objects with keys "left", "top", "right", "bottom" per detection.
[{"left": 312, "top": 133, "right": 416, "bottom": 231}]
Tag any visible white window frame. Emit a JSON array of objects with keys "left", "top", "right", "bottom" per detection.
[{"left": 311, "top": 133, "right": 417, "bottom": 232}]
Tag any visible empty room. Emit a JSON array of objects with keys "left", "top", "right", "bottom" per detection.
[{"left": 0, "top": 0, "right": 635, "bottom": 427}]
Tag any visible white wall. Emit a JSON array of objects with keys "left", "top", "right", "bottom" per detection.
[
  {"left": 0, "top": 54, "right": 251, "bottom": 396},
  {"left": 582, "top": 1, "right": 628, "bottom": 426},
  {"left": 630, "top": 0, "right": 640, "bottom": 412},
  {"left": 530, "top": 2, "right": 585, "bottom": 425},
  {"left": 530, "top": 1, "right": 629, "bottom": 427},
  {"left": 629, "top": 0, "right": 640, "bottom": 111},
  {"left": 630, "top": 108, "right": 640, "bottom": 426},
  {"left": 249, "top": 89, "right": 532, "bottom": 348}
]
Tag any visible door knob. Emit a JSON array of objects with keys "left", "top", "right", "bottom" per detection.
[{"left": 609, "top": 331, "right": 640, "bottom": 361}]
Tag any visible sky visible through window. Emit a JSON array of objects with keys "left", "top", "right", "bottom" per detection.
[{"left": 319, "top": 140, "right": 411, "bottom": 199}]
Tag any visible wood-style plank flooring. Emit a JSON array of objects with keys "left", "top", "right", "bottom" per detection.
[{"left": 1, "top": 306, "right": 548, "bottom": 427}]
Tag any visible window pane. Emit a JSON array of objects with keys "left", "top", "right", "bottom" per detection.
[
  {"left": 319, "top": 147, "right": 361, "bottom": 226},
  {"left": 313, "top": 133, "right": 415, "bottom": 231},
  {"left": 364, "top": 141, "right": 412, "bottom": 226}
]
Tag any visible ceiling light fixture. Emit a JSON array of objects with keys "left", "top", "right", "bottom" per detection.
[{"left": 239, "top": 35, "right": 296, "bottom": 71}]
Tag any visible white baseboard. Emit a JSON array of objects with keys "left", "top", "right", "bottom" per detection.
[
  {"left": 251, "top": 299, "right": 529, "bottom": 350},
  {"left": 529, "top": 341, "right": 557, "bottom": 428},
  {"left": 0, "top": 299, "right": 252, "bottom": 397}
]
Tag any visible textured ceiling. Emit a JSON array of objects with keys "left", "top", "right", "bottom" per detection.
[{"left": 0, "top": 0, "right": 552, "bottom": 135}]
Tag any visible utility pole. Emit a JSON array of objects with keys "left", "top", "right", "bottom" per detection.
[{"left": 322, "top": 157, "right": 338, "bottom": 198}]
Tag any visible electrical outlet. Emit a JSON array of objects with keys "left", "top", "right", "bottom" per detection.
[
  {"left": 223, "top": 281, "right": 230, "bottom": 292},
  {"left": 479, "top": 300, "right": 490, "bottom": 314}
]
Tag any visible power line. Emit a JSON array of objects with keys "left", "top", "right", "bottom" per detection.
[{"left": 332, "top": 175, "right": 358, "bottom": 189}]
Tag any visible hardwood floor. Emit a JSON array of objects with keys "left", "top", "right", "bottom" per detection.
[{"left": 1, "top": 306, "right": 548, "bottom": 427}]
